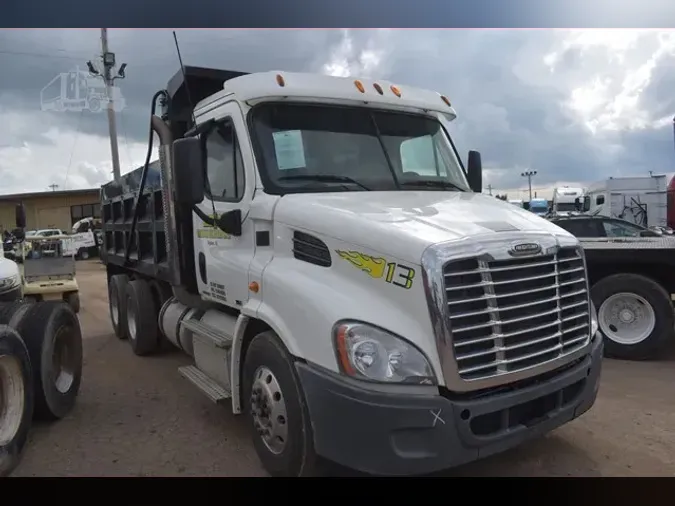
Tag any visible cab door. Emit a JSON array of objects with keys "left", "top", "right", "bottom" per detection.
[{"left": 193, "top": 102, "right": 255, "bottom": 308}]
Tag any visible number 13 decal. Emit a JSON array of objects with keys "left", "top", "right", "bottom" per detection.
[{"left": 385, "top": 262, "right": 415, "bottom": 289}]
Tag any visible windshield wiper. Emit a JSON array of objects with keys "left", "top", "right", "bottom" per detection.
[
  {"left": 400, "top": 180, "right": 464, "bottom": 191},
  {"left": 277, "top": 174, "right": 371, "bottom": 191}
]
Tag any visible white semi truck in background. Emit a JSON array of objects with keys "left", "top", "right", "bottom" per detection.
[
  {"left": 552, "top": 186, "right": 585, "bottom": 215},
  {"left": 100, "top": 66, "right": 602, "bottom": 476}
]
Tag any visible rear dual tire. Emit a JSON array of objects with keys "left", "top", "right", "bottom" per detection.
[
  {"left": 0, "top": 326, "right": 33, "bottom": 477},
  {"left": 108, "top": 274, "right": 161, "bottom": 356},
  {"left": 0, "top": 301, "right": 83, "bottom": 475}
]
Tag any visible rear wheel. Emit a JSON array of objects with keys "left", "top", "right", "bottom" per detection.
[
  {"left": 0, "top": 326, "right": 33, "bottom": 477},
  {"left": 16, "top": 302, "right": 83, "bottom": 421},
  {"left": 108, "top": 274, "right": 129, "bottom": 340},
  {"left": 592, "top": 273, "right": 674, "bottom": 360},
  {"left": 242, "top": 330, "right": 319, "bottom": 477},
  {"left": 125, "top": 279, "right": 159, "bottom": 356},
  {"left": 78, "top": 249, "right": 90, "bottom": 261}
]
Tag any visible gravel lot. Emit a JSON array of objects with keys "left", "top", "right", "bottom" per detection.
[{"left": 11, "top": 260, "right": 675, "bottom": 476}]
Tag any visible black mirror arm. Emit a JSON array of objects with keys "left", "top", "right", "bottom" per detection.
[{"left": 193, "top": 205, "right": 217, "bottom": 227}]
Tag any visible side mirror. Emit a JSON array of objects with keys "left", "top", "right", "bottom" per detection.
[
  {"left": 172, "top": 137, "right": 205, "bottom": 205},
  {"left": 216, "top": 209, "right": 242, "bottom": 237},
  {"left": 583, "top": 196, "right": 591, "bottom": 213},
  {"left": 467, "top": 150, "right": 482, "bottom": 193},
  {"left": 15, "top": 203, "right": 26, "bottom": 229}
]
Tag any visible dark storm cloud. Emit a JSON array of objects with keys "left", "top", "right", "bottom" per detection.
[
  {"left": 0, "top": 29, "right": 345, "bottom": 147},
  {"left": 1, "top": 28, "right": 675, "bottom": 191}
]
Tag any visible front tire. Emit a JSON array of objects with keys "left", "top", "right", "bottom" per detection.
[
  {"left": 592, "top": 273, "right": 674, "bottom": 360},
  {"left": 242, "top": 331, "right": 318, "bottom": 477}
]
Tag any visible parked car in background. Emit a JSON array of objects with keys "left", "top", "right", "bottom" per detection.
[{"left": 550, "top": 214, "right": 661, "bottom": 239}]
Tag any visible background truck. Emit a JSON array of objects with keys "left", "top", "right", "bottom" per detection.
[
  {"left": 552, "top": 186, "right": 585, "bottom": 215},
  {"left": 528, "top": 197, "right": 549, "bottom": 216},
  {"left": 100, "top": 66, "right": 602, "bottom": 477},
  {"left": 551, "top": 211, "right": 675, "bottom": 360},
  {"left": 584, "top": 175, "right": 668, "bottom": 229}
]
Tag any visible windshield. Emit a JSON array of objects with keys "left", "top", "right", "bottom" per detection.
[
  {"left": 531, "top": 205, "right": 548, "bottom": 213},
  {"left": 250, "top": 103, "right": 469, "bottom": 194},
  {"left": 556, "top": 202, "right": 577, "bottom": 212}
]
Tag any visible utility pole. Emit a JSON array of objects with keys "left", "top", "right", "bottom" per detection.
[
  {"left": 485, "top": 184, "right": 493, "bottom": 195},
  {"left": 87, "top": 29, "right": 127, "bottom": 183},
  {"left": 48, "top": 184, "right": 59, "bottom": 192},
  {"left": 521, "top": 170, "right": 537, "bottom": 202}
]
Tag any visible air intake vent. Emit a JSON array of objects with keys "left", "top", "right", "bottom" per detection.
[{"left": 292, "top": 231, "right": 331, "bottom": 267}]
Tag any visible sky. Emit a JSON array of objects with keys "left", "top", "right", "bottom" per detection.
[{"left": 1, "top": 28, "right": 675, "bottom": 200}]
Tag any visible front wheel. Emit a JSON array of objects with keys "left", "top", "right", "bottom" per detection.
[
  {"left": 242, "top": 331, "right": 319, "bottom": 477},
  {"left": 592, "top": 273, "right": 675, "bottom": 360}
]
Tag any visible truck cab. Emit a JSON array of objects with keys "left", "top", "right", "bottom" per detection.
[
  {"left": 528, "top": 198, "right": 549, "bottom": 216},
  {"left": 552, "top": 186, "right": 584, "bottom": 216},
  {"left": 101, "top": 67, "right": 603, "bottom": 477}
]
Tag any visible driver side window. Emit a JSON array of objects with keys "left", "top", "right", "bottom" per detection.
[
  {"left": 400, "top": 135, "right": 447, "bottom": 177},
  {"left": 204, "top": 121, "right": 245, "bottom": 202}
]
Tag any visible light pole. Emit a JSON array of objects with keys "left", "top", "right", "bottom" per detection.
[{"left": 521, "top": 170, "right": 537, "bottom": 202}]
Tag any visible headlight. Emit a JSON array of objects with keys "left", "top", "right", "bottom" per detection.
[
  {"left": 590, "top": 299, "right": 599, "bottom": 337},
  {"left": 333, "top": 321, "right": 436, "bottom": 385},
  {"left": 0, "top": 274, "right": 19, "bottom": 291}
]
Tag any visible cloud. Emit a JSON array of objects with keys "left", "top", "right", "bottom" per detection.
[{"left": 0, "top": 28, "right": 674, "bottom": 199}]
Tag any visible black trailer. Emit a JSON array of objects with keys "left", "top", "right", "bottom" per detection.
[{"left": 579, "top": 236, "right": 675, "bottom": 360}]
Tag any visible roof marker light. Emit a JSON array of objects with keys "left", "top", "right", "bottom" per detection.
[
  {"left": 440, "top": 95, "right": 451, "bottom": 107},
  {"left": 276, "top": 74, "right": 286, "bottom": 87},
  {"left": 354, "top": 80, "right": 365, "bottom": 93},
  {"left": 390, "top": 85, "right": 401, "bottom": 97},
  {"left": 373, "top": 83, "right": 384, "bottom": 95}
]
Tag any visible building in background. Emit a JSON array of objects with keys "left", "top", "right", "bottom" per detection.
[{"left": 0, "top": 188, "right": 100, "bottom": 233}]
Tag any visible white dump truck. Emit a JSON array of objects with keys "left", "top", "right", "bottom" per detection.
[{"left": 100, "top": 66, "right": 603, "bottom": 476}]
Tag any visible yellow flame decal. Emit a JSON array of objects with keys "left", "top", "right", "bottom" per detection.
[{"left": 336, "top": 250, "right": 386, "bottom": 279}]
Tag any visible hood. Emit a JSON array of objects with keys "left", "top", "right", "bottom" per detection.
[
  {"left": 274, "top": 191, "right": 573, "bottom": 263},
  {"left": 0, "top": 257, "right": 19, "bottom": 278}
]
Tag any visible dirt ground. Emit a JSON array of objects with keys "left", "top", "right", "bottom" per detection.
[{"left": 11, "top": 260, "right": 675, "bottom": 476}]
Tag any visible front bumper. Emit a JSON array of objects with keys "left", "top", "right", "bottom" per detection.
[
  {"left": 296, "top": 332, "right": 603, "bottom": 476},
  {"left": 0, "top": 285, "right": 22, "bottom": 302}
]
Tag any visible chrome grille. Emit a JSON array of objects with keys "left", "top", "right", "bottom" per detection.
[{"left": 443, "top": 247, "right": 590, "bottom": 381}]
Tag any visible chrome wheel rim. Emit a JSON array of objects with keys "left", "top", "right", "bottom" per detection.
[
  {"left": 598, "top": 292, "right": 656, "bottom": 345},
  {"left": 250, "top": 366, "right": 288, "bottom": 455},
  {"left": 0, "top": 355, "right": 25, "bottom": 446},
  {"left": 52, "top": 326, "right": 76, "bottom": 394}
]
